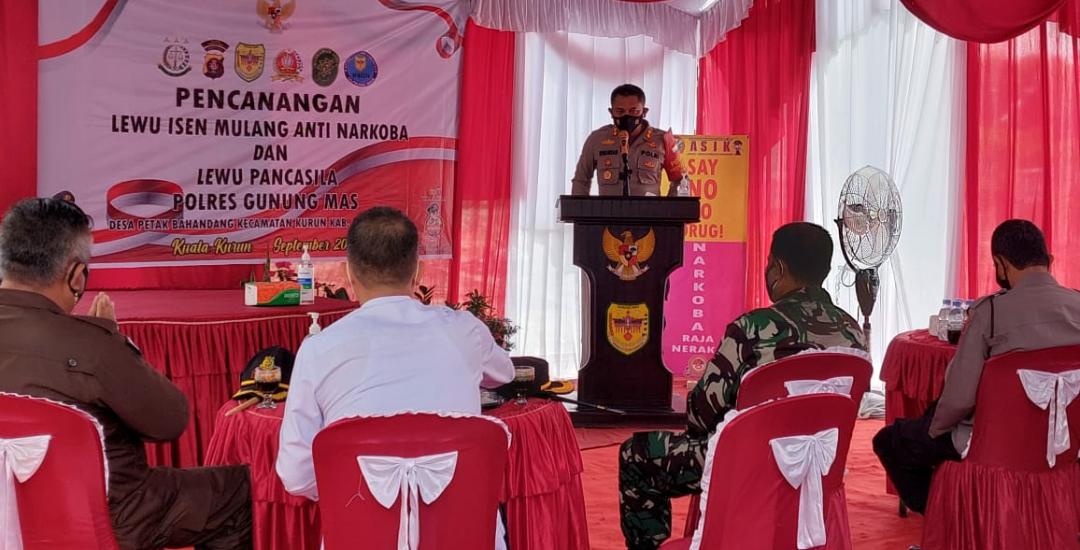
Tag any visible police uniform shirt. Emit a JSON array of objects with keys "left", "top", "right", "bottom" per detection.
[
  {"left": 930, "top": 272, "right": 1080, "bottom": 453},
  {"left": 571, "top": 122, "right": 672, "bottom": 197}
]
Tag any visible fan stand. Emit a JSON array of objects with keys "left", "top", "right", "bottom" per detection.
[{"left": 854, "top": 268, "right": 879, "bottom": 353}]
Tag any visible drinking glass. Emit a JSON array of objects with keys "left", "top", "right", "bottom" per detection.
[{"left": 253, "top": 366, "right": 282, "bottom": 409}]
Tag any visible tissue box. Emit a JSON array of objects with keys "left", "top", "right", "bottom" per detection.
[{"left": 245, "top": 282, "right": 301, "bottom": 307}]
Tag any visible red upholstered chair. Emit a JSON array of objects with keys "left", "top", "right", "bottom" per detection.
[
  {"left": 0, "top": 393, "right": 118, "bottom": 549},
  {"left": 922, "top": 345, "right": 1080, "bottom": 550},
  {"left": 684, "top": 351, "right": 870, "bottom": 537},
  {"left": 664, "top": 394, "right": 857, "bottom": 550},
  {"left": 735, "top": 351, "right": 873, "bottom": 410},
  {"left": 312, "top": 412, "right": 510, "bottom": 550}
]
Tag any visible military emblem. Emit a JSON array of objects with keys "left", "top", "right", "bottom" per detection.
[
  {"left": 311, "top": 48, "right": 339, "bottom": 87},
  {"left": 603, "top": 228, "right": 655, "bottom": 281},
  {"left": 158, "top": 38, "right": 191, "bottom": 77},
  {"left": 234, "top": 43, "right": 266, "bottom": 82},
  {"left": 344, "top": 51, "right": 378, "bottom": 87},
  {"left": 607, "top": 303, "right": 650, "bottom": 355},
  {"left": 202, "top": 40, "right": 229, "bottom": 79},
  {"left": 602, "top": 139, "right": 616, "bottom": 145},
  {"left": 272, "top": 49, "right": 303, "bottom": 82},
  {"left": 603, "top": 169, "right": 613, "bottom": 180},
  {"left": 257, "top": 0, "right": 296, "bottom": 32}
]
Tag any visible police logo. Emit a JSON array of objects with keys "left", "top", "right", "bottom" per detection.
[
  {"left": 158, "top": 39, "right": 191, "bottom": 77},
  {"left": 234, "top": 43, "right": 266, "bottom": 82},
  {"left": 344, "top": 51, "right": 378, "bottom": 87},
  {"left": 603, "top": 170, "right": 613, "bottom": 180},
  {"left": 311, "top": 48, "right": 339, "bottom": 87},
  {"left": 272, "top": 49, "right": 303, "bottom": 82},
  {"left": 202, "top": 39, "right": 229, "bottom": 79}
]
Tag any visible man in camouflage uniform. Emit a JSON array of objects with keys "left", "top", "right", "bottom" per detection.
[
  {"left": 619, "top": 222, "right": 867, "bottom": 549},
  {"left": 571, "top": 83, "right": 686, "bottom": 197}
]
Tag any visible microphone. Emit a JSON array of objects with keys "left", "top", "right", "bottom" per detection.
[
  {"left": 617, "top": 130, "right": 631, "bottom": 197},
  {"left": 617, "top": 130, "right": 629, "bottom": 156}
]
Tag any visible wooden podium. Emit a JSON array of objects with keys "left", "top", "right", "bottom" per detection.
[{"left": 558, "top": 195, "right": 700, "bottom": 425}]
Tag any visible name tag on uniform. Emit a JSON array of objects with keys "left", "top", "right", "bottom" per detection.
[{"left": 599, "top": 150, "right": 618, "bottom": 157}]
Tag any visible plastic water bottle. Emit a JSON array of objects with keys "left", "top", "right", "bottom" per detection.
[
  {"left": 936, "top": 299, "right": 951, "bottom": 339},
  {"left": 946, "top": 300, "right": 964, "bottom": 345},
  {"left": 298, "top": 245, "right": 315, "bottom": 305}
]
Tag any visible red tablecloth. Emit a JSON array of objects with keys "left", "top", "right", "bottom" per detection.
[
  {"left": 204, "top": 402, "right": 321, "bottom": 550},
  {"left": 75, "top": 290, "right": 355, "bottom": 467},
  {"left": 489, "top": 399, "right": 590, "bottom": 550},
  {"left": 203, "top": 398, "right": 588, "bottom": 550},
  {"left": 880, "top": 329, "right": 958, "bottom": 424}
]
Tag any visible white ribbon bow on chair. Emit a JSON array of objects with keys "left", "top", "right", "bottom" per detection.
[
  {"left": 1017, "top": 369, "right": 1080, "bottom": 468},
  {"left": 0, "top": 435, "right": 51, "bottom": 550},
  {"left": 770, "top": 428, "right": 839, "bottom": 550},
  {"left": 357, "top": 451, "right": 458, "bottom": 550},
  {"left": 784, "top": 377, "right": 854, "bottom": 398}
]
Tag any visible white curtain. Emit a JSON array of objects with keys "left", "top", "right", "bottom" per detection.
[
  {"left": 506, "top": 32, "right": 699, "bottom": 380},
  {"left": 806, "top": 0, "right": 965, "bottom": 376}
]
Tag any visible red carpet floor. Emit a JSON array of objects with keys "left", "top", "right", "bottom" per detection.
[{"left": 579, "top": 418, "right": 923, "bottom": 549}]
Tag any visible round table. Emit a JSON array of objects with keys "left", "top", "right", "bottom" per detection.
[
  {"left": 880, "top": 329, "right": 958, "bottom": 424},
  {"left": 204, "top": 397, "right": 589, "bottom": 550},
  {"left": 76, "top": 290, "right": 355, "bottom": 468}
]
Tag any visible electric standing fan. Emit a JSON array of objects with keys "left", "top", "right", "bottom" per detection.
[{"left": 834, "top": 165, "right": 903, "bottom": 351}]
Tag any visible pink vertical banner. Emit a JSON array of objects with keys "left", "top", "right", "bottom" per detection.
[{"left": 662, "top": 135, "right": 749, "bottom": 378}]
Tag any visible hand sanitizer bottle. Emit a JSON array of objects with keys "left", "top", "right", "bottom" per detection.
[{"left": 298, "top": 245, "right": 315, "bottom": 305}]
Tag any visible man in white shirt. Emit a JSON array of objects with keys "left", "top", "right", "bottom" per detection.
[{"left": 276, "top": 206, "right": 515, "bottom": 500}]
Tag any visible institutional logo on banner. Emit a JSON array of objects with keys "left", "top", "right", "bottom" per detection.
[
  {"left": 272, "top": 49, "right": 303, "bottom": 81},
  {"left": 607, "top": 303, "right": 650, "bottom": 355},
  {"left": 311, "top": 48, "right": 339, "bottom": 87},
  {"left": 257, "top": 0, "right": 296, "bottom": 32},
  {"left": 234, "top": 43, "right": 266, "bottom": 82},
  {"left": 344, "top": 51, "right": 378, "bottom": 87},
  {"left": 201, "top": 40, "right": 229, "bottom": 79},
  {"left": 158, "top": 38, "right": 191, "bottom": 77},
  {"left": 603, "top": 228, "right": 655, "bottom": 281}
]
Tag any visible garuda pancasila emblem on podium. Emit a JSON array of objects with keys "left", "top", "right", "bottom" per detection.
[{"left": 603, "top": 228, "right": 655, "bottom": 282}]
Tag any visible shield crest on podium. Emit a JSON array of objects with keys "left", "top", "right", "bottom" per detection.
[{"left": 607, "top": 303, "right": 649, "bottom": 355}]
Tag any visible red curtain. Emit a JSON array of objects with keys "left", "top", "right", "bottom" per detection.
[
  {"left": 696, "top": 0, "right": 815, "bottom": 309},
  {"left": 0, "top": 2, "right": 37, "bottom": 215},
  {"left": 958, "top": 22, "right": 1080, "bottom": 297},
  {"left": 448, "top": 20, "right": 515, "bottom": 312},
  {"left": 901, "top": 0, "right": 1066, "bottom": 43}
]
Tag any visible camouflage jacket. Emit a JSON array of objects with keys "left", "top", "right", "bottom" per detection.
[{"left": 686, "top": 287, "right": 867, "bottom": 437}]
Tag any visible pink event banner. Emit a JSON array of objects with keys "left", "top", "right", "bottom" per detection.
[{"left": 662, "top": 135, "right": 749, "bottom": 377}]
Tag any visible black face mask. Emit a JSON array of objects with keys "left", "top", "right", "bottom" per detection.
[
  {"left": 614, "top": 115, "right": 641, "bottom": 132},
  {"left": 993, "top": 258, "right": 1011, "bottom": 290},
  {"left": 765, "top": 261, "right": 782, "bottom": 303}
]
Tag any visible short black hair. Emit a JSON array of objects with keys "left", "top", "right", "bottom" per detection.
[
  {"left": 346, "top": 207, "right": 419, "bottom": 287},
  {"left": 611, "top": 84, "right": 646, "bottom": 105},
  {"left": 0, "top": 198, "right": 93, "bottom": 284},
  {"left": 770, "top": 222, "right": 833, "bottom": 286},
  {"left": 991, "top": 219, "right": 1050, "bottom": 269}
]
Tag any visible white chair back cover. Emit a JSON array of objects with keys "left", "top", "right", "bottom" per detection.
[
  {"left": 0, "top": 435, "right": 51, "bottom": 550},
  {"left": 1017, "top": 368, "right": 1080, "bottom": 467}
]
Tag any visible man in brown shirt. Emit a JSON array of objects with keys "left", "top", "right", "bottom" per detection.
[
  {"left": 571, "top": 84, "right": 686, "bottom": 197},
  {"left": 0, "top": 198, "right": 251, "bottom": 549},
  {"left": 874, "top": 219, "right": 1080, "bottom": 515}
]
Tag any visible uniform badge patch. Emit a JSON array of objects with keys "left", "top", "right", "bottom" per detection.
[
  {"left": 234, "top": 43, "right": 266, "bottom": 82},
  {"left": 602, "top": 169, "right": 613, "bottom": 180},
  {"left": 272, "top": 49, "right": 303, "bottom": 82},
  {"left": 602, "top": 228, "right": 655, "bottom": 281},
  {"left": 607, "top": 303, "right": 649, "bottom": 355},
  {"left": 344, "top": 51, "right": 378, "bottom": 87},
  {"left": 202, "top": 40, "right": 229, "bottom": 79},
  {"left": 311, "top": 48, "right": 339, "bottom": 87},
  {"left": 158, "top": 38, "right": 191, "bottom": 77}
]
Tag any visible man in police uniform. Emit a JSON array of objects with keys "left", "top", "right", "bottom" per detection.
[
  {"left": 874, "top": 219, "right": 1080, "bottom": 516},
  {"left": 571, "top": 84, "right": 686, "bottom": 197},
  {"left": 0, "top": 198, "right": 252, "bottom": 550},
  {"left": 618, "top": 223, "right": 867, "bottom": 550}
]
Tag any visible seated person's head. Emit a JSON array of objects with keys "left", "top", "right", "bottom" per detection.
[
  {"left": 765, "top": 222, "right": 833, "bottom": 302},
  {"left": 0, "top": 198, "right": 93, "bottom": 312},
  {"left": 991, "top": 219, "right": 1051, "bottom": 290},
  {"left": 345, "top": 207, "right": 419, "bottom": 301}
]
